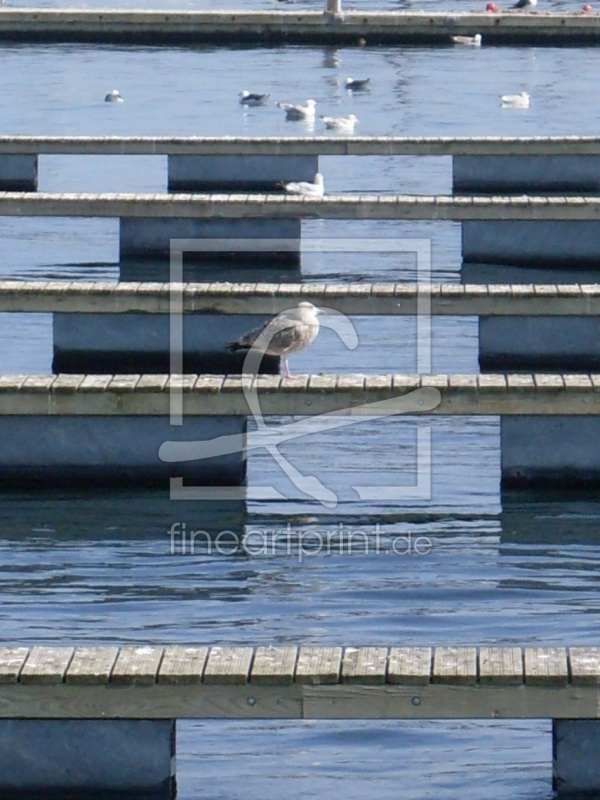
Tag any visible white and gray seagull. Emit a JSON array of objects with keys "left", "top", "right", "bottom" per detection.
[
  {"left": 320, "top": 114, "right": 359, "bottom": 133},
  {"left": 239, "top": 90, "right": 270, "bottom": 106},
  {"left": 277, "top": 99, "right": 317, "bottom": 120},
  {"left": 104, "top": 89, "right": 124, "bottom": 103},
  {"left": 501, "top": 91, "right": 530, "bottom": 107},
  {"left": 226, "top": 302, "right": 322, "bottom": 378},
  {"left": 282, "top": 172, "right": 324, "bottom": 196},
  {"left": 451, "top": 33, "right": 482, "bottom": 46},
  {"left": 345, "top": 77, "right": 371, "bottom": 90}
]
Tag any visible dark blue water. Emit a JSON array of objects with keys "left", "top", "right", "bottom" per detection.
[{"left": 1, "top": 36, "right": 599, "bottom": 799}]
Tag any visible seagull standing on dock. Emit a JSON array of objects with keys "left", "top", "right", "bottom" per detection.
[
  {"left": 239, "top": 90, "right": 270, "bottom": 106},
  {"left": 226, "top": 302, "right": 322, "bottom": 378},
  {"left": 501, "top": 91, "right": 530, "bottom": 107},
  {"left": 104, "top": 89, "right": 124, "bottom": 103},
  {"left": 511, "top": 0, "right": 537, "bottom": 8},
  {"left": 451, "top": 33, "right": 482, "bottom": 46},
  {"left": 320, "top": 114, "right": 359, "bottom": 133},
  {"left": 282, "top": 172, "right": 325, "bottom": 196},
  {"left": 277, "top": 99, "right": 317, "bottom": 120}
]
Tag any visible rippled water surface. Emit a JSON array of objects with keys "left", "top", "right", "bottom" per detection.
[{"left": 0, "top": 30, "right": 599, "bottom": 800}]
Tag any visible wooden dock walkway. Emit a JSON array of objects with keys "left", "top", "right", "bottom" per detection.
[
  {"left": 0, "top": 373, "right": 597, "bottom": 417},
  {"left": 0, "top": 192, "right": 598, "bottom": 220},
  {"left": 1, "top": 280, "right": 598, "bottom": 316},
  {"left": 2, "top": 135, "right": 600, "bottom": 156},
  {"left": 0, "top": 643, "right": 597, "bottom": 719},
  {"left": 0, "top": 10, "right": 598, "bottom": 45}
]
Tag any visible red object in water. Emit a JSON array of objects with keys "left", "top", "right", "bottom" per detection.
[
  {"left": 582, "top": 3, "right": 593, "bottom": 11},
  {"left": 486, "top": 2, "right": 500, "bottom": 11}
]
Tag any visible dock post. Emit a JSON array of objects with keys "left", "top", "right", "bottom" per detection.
[
  {"left": 168, "top": 155, "right": 319, "bottom": 192},
  {"left": 501, "top": 417, "right": 600, "bottom": 487},
  {"left": 325, "top": 0, "right": 342, "bottom": 13},
  {"left": 0, "top": 154, "right": 38, "bottom": 191},
  {"left": 478, "top": 316, "right": 600, "bottom": 371},
  {"left": 53, "top": 312, "right": 280, "bottom": 374},
  {"left": 0, "top": 720, "right": 175, "bottom": 798},
  {"left": 553, "top": 720, "right": 600, "bottom": 795}
]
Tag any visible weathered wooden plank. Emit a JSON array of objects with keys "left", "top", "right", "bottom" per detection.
[
  {"left": 0, "top": 647, "right": 29, "bottom": 684},
  {"left": 569, "top": 647, "right": 600, "bottom": 686},
  {"left": 479, "top": 647, "right": 523, "bottom": 685},
  {"left": 432, "top": 647, "right": 477, "bottom": 685},
  {"left": 295, "top": 647, "right": 342, "bottom": 685},
  {"left": 341, "top": 647, "right": 388, "bottom": 685},
  {"left": 251, "top": 646, "right": 297, "bottom": 685},
  {"left": 66, "top": 646, "right": 119, "bottom": 685},
  {"left": 158, "top": 646, "right": 209, "bottom": 685},
  {"left": 111, "top": 646, "right": 164, "bottom": 685},
  {"left": 524, "top": 647, "right": 568, "bottom": 686},
  {"left": 388, "top": 647, "right": 432, "bottom": 685},
  {"left": 20, "top": 646, "right": 74, "bottom": 685},
  {"left": 4, "top": 135, "right": 600, "bottom": 157},
  {"left": 203, "top": 646, "right": 253, "bottom": 684}
]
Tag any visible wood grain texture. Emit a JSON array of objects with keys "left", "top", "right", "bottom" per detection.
[
  {"left": 433, "top": 647, "right": 477, "bottom": 685},
  {"left": 524, "top": 647, "right": 568, "bottom": 686},
  {"left": 20, "top": 646, "right": 74, "bottom": 685},
  {"left": 158, "top": 646, "right": 209, "bottom": 685},
  {"left": 66, "top": 646, "right": 119, "bottom": 685},
  {"left": 111, "top": 646, "right": 164, "bottom": 685},
  {"left": 388, "top": 647, "right": 432, "bottom": 685},
  {"left": 203, "top": 647, "right": 253, "bottom": 684},
  {"left": 295, "top": 647, "right": 342, "bottom": 685},
  {"left": 479, "top": 647, "right": 523, "bottom": 685},
  {"left": 0, "top": 647, "right": 29, "bottom": 684},
  {"left": 342, "top": 647, "right": 388, "bottom": 685},
  {"left": 251, "top": 646, "right": 297, "bottom": 685}
]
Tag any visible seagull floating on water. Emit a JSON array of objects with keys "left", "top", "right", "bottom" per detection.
[
  {"left": 501, "top": 91, "right": 530, "bottom": 107},
  {"left": 320, "top": 114, "right": 359, "bottom": 133},
  {"left": 345, "top": 77, "right": 371, "bottom": 90},
  {"left": 277, "top": 99, "right": 317, "bottom": 120},
  {"left": 511, "top": 0, "right": 537, "bottom": 8},
  {"left": 282, "top": 172, "right": 324, "bottom": 197},
  {"left": 239, "top": 90, "right": 270, "bottom": 106},
  {"left": 451, "top": 33, "right": 482, "bottom": 46},
  {"left": 226, "top": 302, "right": 322, "bottom": 378},
  {"left": 104, "top": 89, "right": 124, "bottom": 103}
]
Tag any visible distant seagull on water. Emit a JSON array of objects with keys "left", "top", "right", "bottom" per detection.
[
  {"left": 501, "top": 91, "right": 530, "bottom": 107},
  {"left": 345, "top": 77, "right": 371, "bottom": 90},
  {"left": 282, "top": 172, "right": 324, "bottom": 197},
  {"left": 239, "top": 90, "right": 270, "bottom": 106},
  {"left": 320, "top": 114, "right": 359, "bottom": 133},
  {"left": 451, "top": 33, "right": 482, "bottom": 46},
  {"left": 277, "top": 99, "right": 317, "bottom": 120},
  {"left": 104, "top": 89, "right": 124, "bottom": 103},
  {"left": 511, "top": 0, "right": 537, "bottom": 8},
  {"left": 226, "top": 302, "right": 322, "bottom": 378}
]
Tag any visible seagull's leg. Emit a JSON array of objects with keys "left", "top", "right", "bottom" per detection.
[{"left": 283, "top": 357, "right": 292, "bottom": 379}]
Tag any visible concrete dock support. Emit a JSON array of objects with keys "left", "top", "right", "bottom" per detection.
[
  {"left": 553, "top": 720, "right": 600, "bottom": 795},
  {"left": 462, "top": 221, "right": 600, "bottom": 266},
  {"left": 53, "top": 312, "right": 279, "bottom": 374},
  {"left": 0, "top": 154, "right": 38, "bottom": 191},
  {"left": 0, "top": 719, "right": 175, "bottom": 797},
  {"left": 325, "top": 0, "right": 342, "bottom": 12},
  {"left": 168, "top": 155, "right": 319, "bottom": 191},
  {"left": 119, "top": 218, "right": 301, "bottom": 264},
  {"left": 453, "top": 155, "right": 600, "bottom": 193},
  {"left": 0, "top": 416, "right": 247, "bottom": 488},
  {"left": 501, "top": 417, "right": 600, "bottom": 487},
  {"left": 479, "top": 316, "right": 600, "bottom": 371}
]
